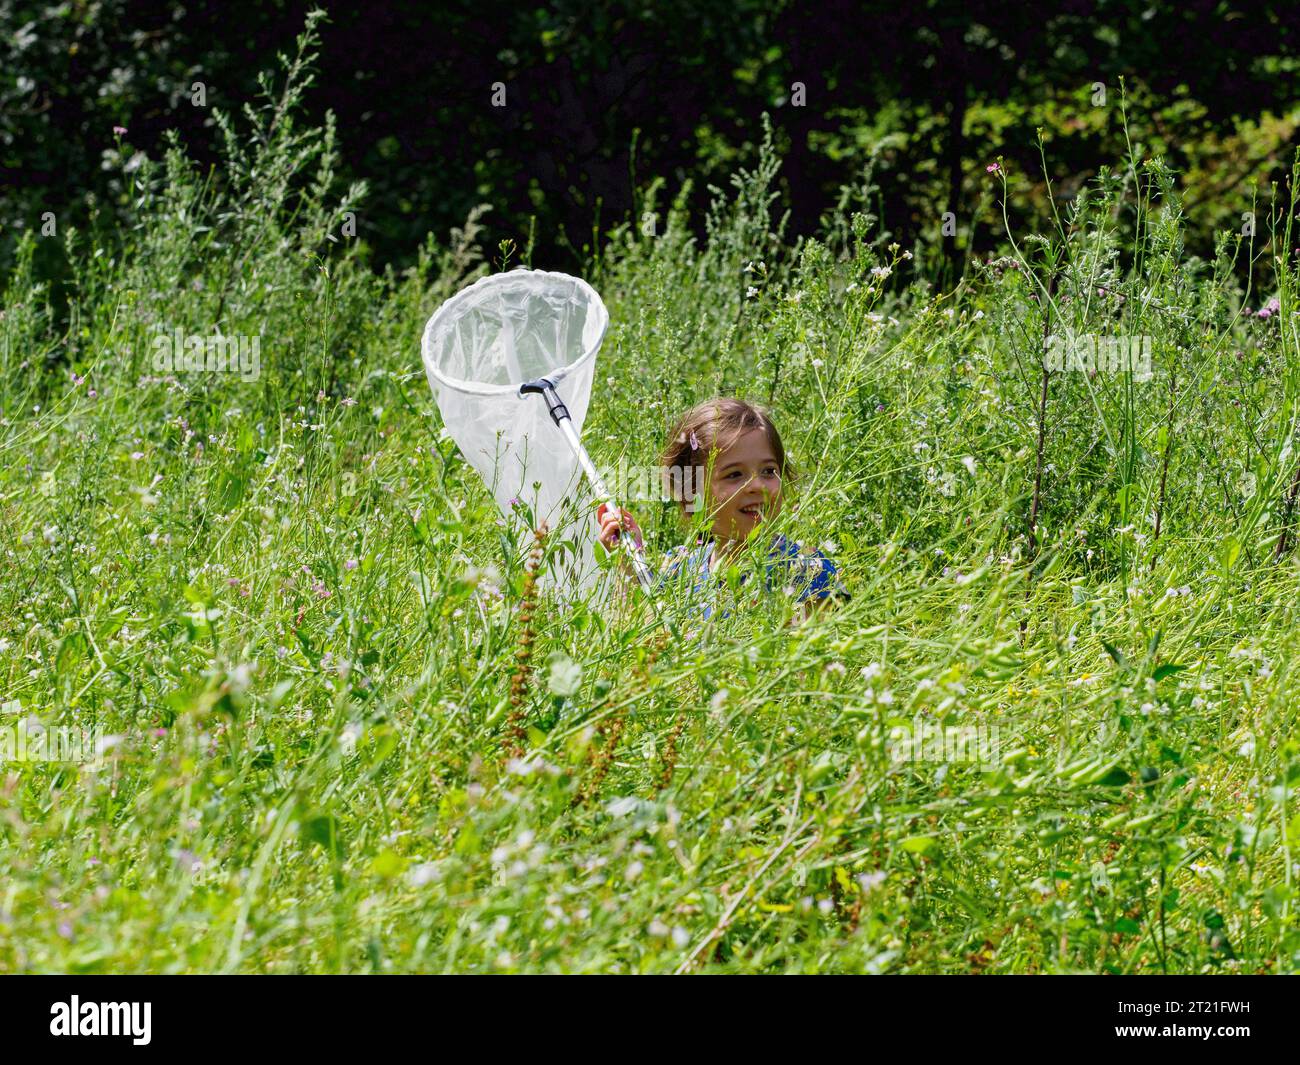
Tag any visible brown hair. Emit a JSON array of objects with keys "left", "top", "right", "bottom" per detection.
[{"left": 657, "top": 397, "right": 797, "bottom": 519}]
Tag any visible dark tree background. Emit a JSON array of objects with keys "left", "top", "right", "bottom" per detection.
[{"left": 3, "top": 0, "right": 1299, "bottom": 278}]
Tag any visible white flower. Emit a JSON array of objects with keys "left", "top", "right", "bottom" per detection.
[
  {"left": 710, "top": 688, "right": 730, "bottom": 711},
  {"left": 860, "top": 663, "right": 882, "bottom": 681},
  {"left": 871, "top": 265, "right": 892, "bottom": 279},
  {"left": 859, "top": 870, "right": 887, "bottom": 892},
  {"left": 746, "top": 286, "right": 758, "bottom": 298},
  {"left": 961, "top": 456, "right": 977, "bottom": 476},
  {"left": 95, "top": 734, "right": 125, "bottom": 756},
  {"left": 408, "top": 861, "right": 443, "bottom": 887},
  {"left": 811, "top": 358, "right": 824, "bottom": 368}
]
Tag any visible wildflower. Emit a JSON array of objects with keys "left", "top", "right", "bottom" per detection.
[
  {"left": 870, "top": 265, "right": 892, "bottom": 280},
  {"left": 344, "top": 558, "right": 358, "bottom": 571},
  {"left": 746, "top": 286, "right": 759, "bottom": 298},
  {"left": 986, "top": 162, "right": 1001, "bottom": 174},
  {"left": 901, "top": 250, "right": 912, "bottom": 260},
  {"left": 112, "top": 125, "right": 127, "bottom": 136},
  {"left": 961, "top": 456, "right": 977, "bottom": 476},
  {"left": 859, "top": 870, "right": 888, "bottom": 892},
  {"left": 130, "top": 451, "right": 144, "bottom": 460},
  {"left": 811, "top": 358, "right": 824, "bottom": 368}
]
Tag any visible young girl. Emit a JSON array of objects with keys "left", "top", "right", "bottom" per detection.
[{"left": 597, "top": 397, "right": 848, "bottom": 621}]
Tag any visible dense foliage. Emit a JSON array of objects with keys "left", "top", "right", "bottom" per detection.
[{"left": 4, "top": 1, "right": 1299, "bottom": 282}]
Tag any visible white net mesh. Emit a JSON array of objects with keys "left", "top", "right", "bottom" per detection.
[{"left": 421, "top": 269, "right": 609, "bottom": 600}]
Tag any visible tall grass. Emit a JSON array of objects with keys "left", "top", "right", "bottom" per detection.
[{"left": 2, "top": 17, "right": 1299, "bottom": 973}]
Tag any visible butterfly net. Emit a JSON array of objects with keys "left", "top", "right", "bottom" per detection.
[{"left": 422, "top": 269, "right": 609, "bottom": 600}]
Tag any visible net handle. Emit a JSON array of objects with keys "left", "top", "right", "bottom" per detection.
[{"left": 519, "top": 377, "right": 657, "bottom": 594}]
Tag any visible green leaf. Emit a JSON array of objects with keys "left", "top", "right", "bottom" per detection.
[
  {"left": 1219, "top": 535, "right": 1241, "bottom": 571},
  {"left": 370, "top": 849, "right": 406, "bottom": 878},
  {"left": 1101, "top": 640, "right": 1127, "bottom": 669},
  {"left": 1152, "top": 663, "right": 1187, "bottom": 682},
  {"left": 900, "top": 835, "right": 937, "bottom": 854},
  {"left": 546, "top": 651, "right": 582, "bottom": 697},
  {"left": 301, "top": 812, "right": 346, "bottom": 859}
]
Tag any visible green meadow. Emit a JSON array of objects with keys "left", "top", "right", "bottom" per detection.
[{"left": 3, "top": 25, "right": 1299, "bottom": 974}]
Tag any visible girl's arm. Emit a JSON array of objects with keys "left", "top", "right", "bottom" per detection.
[{"left": 596, "top": 504, "right": 646, "bottom": 605}]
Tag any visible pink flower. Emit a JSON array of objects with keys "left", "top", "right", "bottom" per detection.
[
  {"left": 344, "top": 558, "right": 358, "bottom": 571},
  {"left": 986, "top": 162, "right": 1001, "bottom": 174},
  {"left": 112, "top": 125, "right": 127, "bottom": 136}
]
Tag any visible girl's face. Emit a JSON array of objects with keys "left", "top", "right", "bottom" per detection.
[{"left": 705, "top": 428, "right": 783, "bottom": 543}]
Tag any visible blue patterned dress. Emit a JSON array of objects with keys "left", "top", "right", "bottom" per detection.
[{"left": 655, "top": 533, "right": 849, "bottom": 621}]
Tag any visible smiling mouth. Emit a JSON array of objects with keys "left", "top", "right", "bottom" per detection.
[{"left": 739, "top": 504, "right": 763, "bottom": 519}]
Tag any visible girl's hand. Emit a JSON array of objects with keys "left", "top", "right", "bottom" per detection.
[{"left": 596, "top": 503, "right": 644, "bottom": 552}]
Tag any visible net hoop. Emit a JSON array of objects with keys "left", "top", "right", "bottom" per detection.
[{"left": 421, "top": 268, "right": 609, "bottom": 397}]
